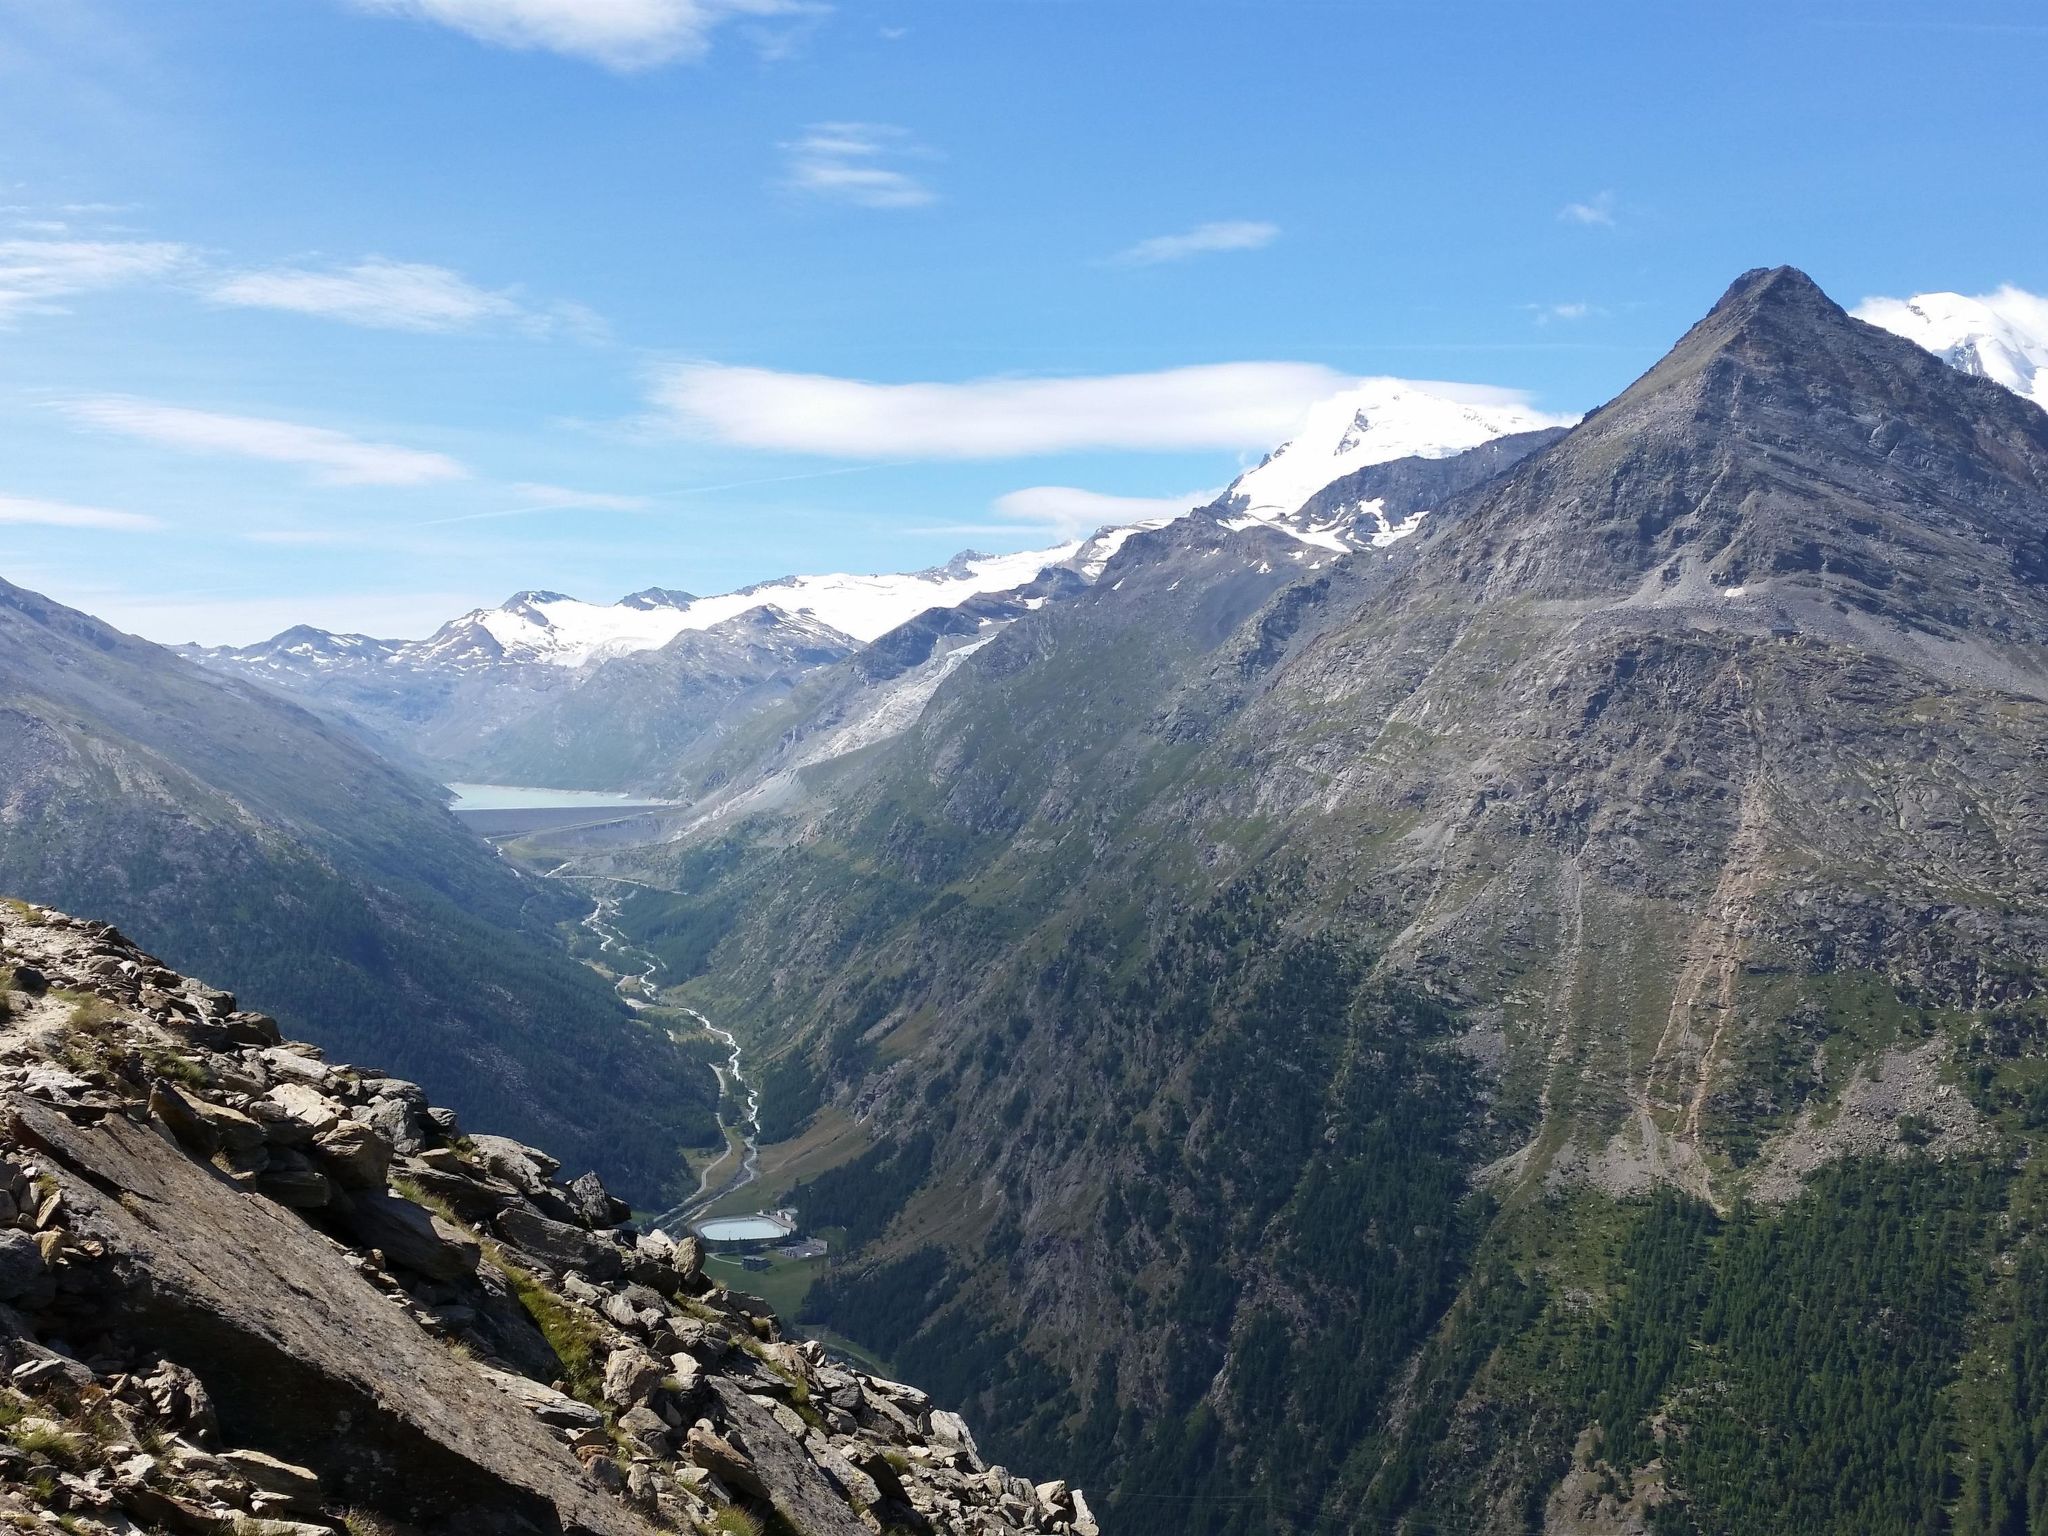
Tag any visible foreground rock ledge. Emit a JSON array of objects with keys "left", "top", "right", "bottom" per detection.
[{"left": 0, "top": 899, "right": 1095, "bottom": 1536}]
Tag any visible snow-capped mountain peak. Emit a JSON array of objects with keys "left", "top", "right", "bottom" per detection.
[
  {"left": 1853, "top": 287, "right": 2048, "bottom": 411},
  {"left": 1219, "top": 377, "right": 1578, "bottom": 550}
]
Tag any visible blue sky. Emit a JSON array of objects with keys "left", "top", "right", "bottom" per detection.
[{"left": 0, "top": 0, "right": 2042, "bottom": 643}]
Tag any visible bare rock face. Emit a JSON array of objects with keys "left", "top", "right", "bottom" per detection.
[
  {"left": 0, "top": 900, "right": 1087, "bottom": 1536},
  {"left": 706, "top": 1379, "right": 872, "bottom": 1536},
  {"left": 9, "top": 1100, "right": 653, "bottom": 1536}
]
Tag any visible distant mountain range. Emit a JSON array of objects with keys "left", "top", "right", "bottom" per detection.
[
  {"left": 185, "top": 297, "right": 2039, "bottom": 799},
  {"left": 185, "top": 381, "right": 1590, "bottom": 790}
]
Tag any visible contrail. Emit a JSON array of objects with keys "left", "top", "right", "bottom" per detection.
[{"left": 420, "top": 461, "right": 911, "bottom": 526}]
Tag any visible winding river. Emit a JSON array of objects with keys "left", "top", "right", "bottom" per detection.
[{"left": 569, "top": 880, "right": 762, "bottom": 1231}]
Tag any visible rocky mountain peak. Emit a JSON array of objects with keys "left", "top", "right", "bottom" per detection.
[
  {"left": 1425, "top": 266, "right": 2048, "bottom": 624},
  {"left": 618, "top": 588, "right": 699, "bottom": 612},
  {"left": 1710, "top": 261, "right": 1832, "bottom": 315}
]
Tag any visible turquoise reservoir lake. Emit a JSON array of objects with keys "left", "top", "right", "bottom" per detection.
[{"left": 446, "top": 783, "right": 674, "bottom": 811}]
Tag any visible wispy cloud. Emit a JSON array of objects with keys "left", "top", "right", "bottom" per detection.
[
  {"left": 0, "top": 492, "right": 161, "bottom": 532},
  {"left": 782, "top": 123, "right": 936, "bottom": 209},
  {"left": 421, "top": 466, "right": 891, "bottom": 526},
  {"left": 507, "top": 482, "right": 650, "bottom": 511},
  {"left": 347, "top": 0, "right": 820, "bottom": 72},
  {"left": 1110, "top": 220, "right": 1279, "bottom": 267},
  {"left": 207, "top": 257, "right": 593, "bottom": 336},
  {"left": 650, "top": 361, "right": 1349, "bottom": 458},
  {"left": 1558, "top": 192, "right": 1617, "bottom": 228},
  {"left": 59, "top": 397, "right": 469, "bottom": 487},
  {"left": 1527, "top": 301, "right": 1602, "bottom": 325},
  {"left": 990, "top": 485, "right": 1219, "bottom": 538},
  {"left": 0, "top": 238, "right": 193, "bottom": 322},
  {"left": 243, "top": 528, "right": 369, "bottom": 547}
]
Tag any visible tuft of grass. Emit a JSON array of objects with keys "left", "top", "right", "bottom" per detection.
[
  {"left": 482, "top": 1242, "right": 607, "bottom": 1406},
  {"left": 53, "top": 1040, "right": 108, "bottom": 1080},
  {"left": 77, "top": 1403, "right": 131, "bottom": 1447},
  {"left": 143, "top": 1048, "right": 208, "bottom": 1088},
  {"left": 390, "top": 1176, "right": 462, "bottom": 1228},
  {"left": 340, "top": 1511, "right": 398, "bottom": 1536},
  {"left": 10, "top": 1422, "right": 89, "bottom": 1469},
  {"left": 54, "top": 990, "right": 118, "bottom": 1034},
  {"left": 709, "top": 1510, "right": 764, "bottom": 1536}
]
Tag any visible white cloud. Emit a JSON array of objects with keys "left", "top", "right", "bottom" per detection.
[
  {"left": 1111, "top": 220, "right": 1279, "bottom": 267},
  {"left": 209, "top": 258, "right": 528, "bottom": 333},
  {"left": 650, "top": 360, "right": 1350, "bottom": 458},
  {"left": 0, "top": 493, "right": 161, "bottom": 532},
  {"left": 59, "top": 397, "right": 469, "bottom": 487},
  {"left": 782, "top": 123, "right": 936, "bottom": 209},
  {"left": 348, "top": 0, "right": 815, "bottom": 70},
  {"left": 990, "top": 485, "right": 1220, "bottom": 538},
  {"left": 0, "top": 238, "right": 193, "bottom": 321},
  {"left": 1558, "top": 192, "right": 1616, "bottom": 227}
]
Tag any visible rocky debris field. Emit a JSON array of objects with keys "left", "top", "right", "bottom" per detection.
[{"left": 0, "top": 900, "right": 1092, "bottom": 1536}]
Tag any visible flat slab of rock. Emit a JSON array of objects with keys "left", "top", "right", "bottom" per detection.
[
  {"left": 339, "top": 1189, "right": 480, "bottom": 1281},
  {"left": 7, "top": 1097, "right": 657, "bottom": 1536},
  {"left": 479, "top": 1366, "right": 606, "bottom": 1430},
  {"left": 495, "top": 1205, "right": 624, "bottom": 1280}
]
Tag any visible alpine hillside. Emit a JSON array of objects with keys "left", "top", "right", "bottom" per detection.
[
  {"left": 561, "top": 268, "right": 2048, "bottom": 1535},
  {"left": 0, "top": 578, "right": 720, "bottom": 1204}
]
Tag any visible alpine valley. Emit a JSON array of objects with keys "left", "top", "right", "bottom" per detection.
[{"left": 10, "top": 267, "right": 2048, "bottom": 1536}]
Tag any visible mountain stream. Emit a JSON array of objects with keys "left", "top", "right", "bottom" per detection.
[{"left": 570, "top": 881, "right": 762, "bottom": 1230}]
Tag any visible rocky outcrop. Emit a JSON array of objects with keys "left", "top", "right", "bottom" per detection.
[{"left": 0, "top": 901, "right": 1090, "bottom": 1535}]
